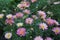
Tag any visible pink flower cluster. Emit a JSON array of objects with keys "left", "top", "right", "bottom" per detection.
[
  {"left": 39, "top": 23, "right": 48, "bottom": 30},
  {"left": 17, "top": 1, "right": 30, "bottom": 10},
  {"left": 3, "top": 0, "right": 60, "bottom": 40}
]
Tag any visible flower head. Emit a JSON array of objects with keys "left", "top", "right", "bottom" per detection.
[
  {"left": 17, "top": 28, "right": 26, "bottom": 36},
  {"left": 45, "top": 37, "right": 53, "bottom": 40},
  {"left": 17, "top": 1, "right": 30, "bottom": 10},
  {"left": 25, "top": 18, "right": 33, "bottom": 24},
  {"left": 34, "top": 36, "right": 43, "bottom": 40},
  {"left": 16, "top": 23, "right": 23, "bottom": 27},
  {"left": 5, "top": 32, "right": 12, "bottom": 39},
  {"left": 23, "top": 9, "right": 30, "bottom": 14},
  {"left": 0, "top": 14, "right": 4, "bottom": 19},
  {"left": 16, "top": 12, "right": 24, "bottom": 18},
  {"left": 21, "top": 1, "right": 30, "bottom": 7},
  {"left": 38, "top": 11, "right": 46, "bottom": 19},
  {"left": 17, "top": 3, "right": 25, "bottom": 9},
  {"left": 6, "top": 14, "right": 12, "bottom": 19},
  {"left": 54, "top": 20, "right": 59, "bottom": 25},
  {"left": 39, "top": 23, "right": 48, "bottom": 30},
  {"left": 52, "top": 27, "right": 60, "bottom": 35},
  {"left": 46, "top": 18, "right": 57, "bottom": 25},
  {"left": 5, "top": 19, "right": 14, "bottom": 25}
]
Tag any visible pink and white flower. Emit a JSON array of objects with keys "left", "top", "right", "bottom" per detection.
[
  {"left": 34, "top": 36, "right": 43, "bottom": 40},
  {"left": 17, "top": 1, "right": 30, "bottom": 10},
  {"left": 21, "top": 1, "right": 30, "bottom": 7},
  {"left": 38, "top": 10, "right": 46, "bottom": 19},
  {"left": 39, "top": 23, "right": 48, "bottom": 30},
  {"left": 16, "top": 12, "right": 24, "bottom": 18},
  {"left": 25, "top": 18, "right": 33, "bottom": 24},
  {"left": 52, "top": 27, "right": 60, "bottom": 35},
  {"left": 54, "top": 20, "right": 59, "bottom": 25},
  {"left": 23, "top": 9, "right": 30, "bottom": 14},
  {"left": 17, "top": 3, "right": 25, "bottom": 10},
  {"left": 46, "top": 18, "right": 59, "bottom": 25},
  {"left": 5, "top": 19, "right": 14, "bottom": 25},
  {"left": 45, "top": 37, "right": 53, "bottom": 40}
]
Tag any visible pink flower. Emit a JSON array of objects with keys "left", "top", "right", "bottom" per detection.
[
  {"left": 22, "top": 1, "right": 30, "bottom": 7},
  {"left": 25, "top": 18, "right": 33, "bottom": 24},
  {"left": 17, "top": 4, "right": 25, "bottom": 10},
  {"left": 45, "top": 37, "right": 53, "bottom": 40},
  {"left": 39, "top": 23, "right": 48, "bottom": 30},
  {"left": 31, "top": 0, "right": 37, "bottom": 3},
  {"left": 46, "top": 18, "right": 58, "bottom": 25},
  {"left": 52, "top": 27, "right": 60, "bottom": 35},
  {"left": 34, "top": 36, "right": 43, "bottom": 40},
  {"left": 17, "top": 1, "right": 30, "bottom": 9},
  {"left": 54, "top": 20, "right": 59, "bottom": 25},
  {"left": 23, "top": 9, "right": 30, "bottom": 14},
  {"left": 16, "top": 12, "right": 24, "bottom": 18},
  {"left": 38, "top": 11, "right": 46, "bottom": 18},
  {"left": 17, "top": 28, "right": 26, "bottom": 36},
  {"left": 5, "top": 19, "right": 14, "bottom": 25}
]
